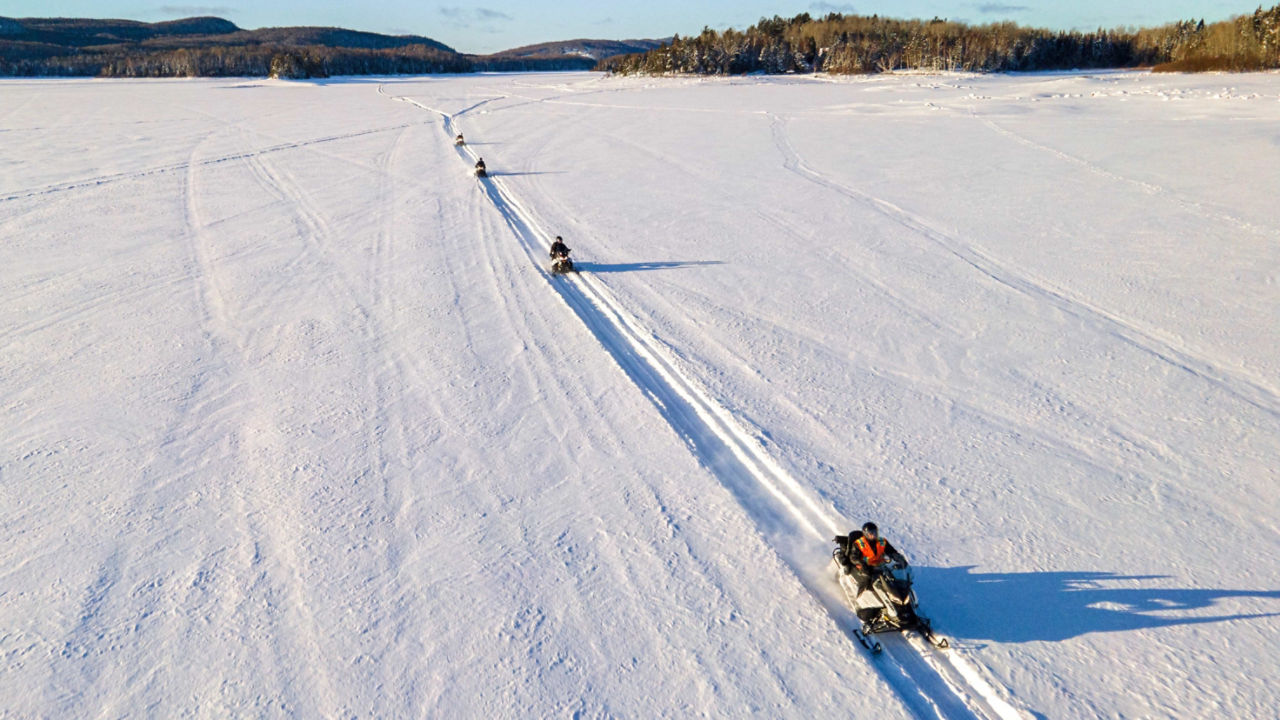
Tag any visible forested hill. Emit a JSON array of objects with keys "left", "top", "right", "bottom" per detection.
[
  {"left": 0, "top": 16, "right": 244, "bottom": 46},
  {"left": 494, "top": 38, "right": 669, "bottom": 61},
  {"left": 601, "top": 6, "right": 1280, "bottom": 75},
  {"left": 0, "top": 16, "right": 650, "bottom": 77}
]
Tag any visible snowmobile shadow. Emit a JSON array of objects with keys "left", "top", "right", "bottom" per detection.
[
  {"left": 915, "top": 565, "right": 1280, "bottom": 644},
  {"left": 575, "top": 261, "right": 725, "bottom": 273},
  {"left": 487, "top": 171, "right": 566, "bottom": 177}
]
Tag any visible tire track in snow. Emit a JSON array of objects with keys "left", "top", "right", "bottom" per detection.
[
  {"left": 382, "top": 85, "right": 1027, "bottom": 720},
  {"left": 182, "top": 123, "right": 344, "bottom": 716},
  {"left": 233, "top": 130, "right": 421, "bottom": 708},
  {"left": 0, "top": 264, "right": 202, "bottom": 355},
  {"left": 969, "top": 110, "right": 1274, "bottom": 237},
  {"left": 769, "top": 114, "right": 1280, "bottom": 422},
  {"left": 240, "top": 133, "right": 375, "bottom": 322},
  {"left": 40, "top": 134, "right": 241, "bottom": 717},
  {"left": 0, "top": 123, "right": 415, "bottom": 204}
]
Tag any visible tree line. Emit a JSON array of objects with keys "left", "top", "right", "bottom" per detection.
[
  {"left": 1, "top": 44, "right": 599, "bottom": 78},
  {"left": 4, "top": 45, "right": 437, "bottom": 78},
  {"left": 600, "top": 6, "right": 1280, "bottom": 75}
]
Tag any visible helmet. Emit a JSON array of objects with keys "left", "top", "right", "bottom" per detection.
[{"left": 861, "top": 522, "right": 878, "bottom": 537}]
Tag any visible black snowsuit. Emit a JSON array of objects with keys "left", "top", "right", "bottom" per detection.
[
  {"left": 834, "top": 531, "right": 906, "bottom": 596},
  {"left": 549, "top": 240, "right": 570, "bottom": 258}
]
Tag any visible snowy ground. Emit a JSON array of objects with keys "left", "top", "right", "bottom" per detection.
[{"left": 2, "top": 70, "right": 1278, "bottom": 718}]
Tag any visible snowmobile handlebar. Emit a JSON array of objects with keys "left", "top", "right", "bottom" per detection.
[{"left": 870, "top": 561, "right": 908, "bottom": 576}]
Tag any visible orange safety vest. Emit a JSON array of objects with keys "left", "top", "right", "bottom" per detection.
[{"left": 854, "top": 536, "right": 887, "bottom": 566}]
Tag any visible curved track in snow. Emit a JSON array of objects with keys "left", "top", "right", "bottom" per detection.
[
  {"left": 968, "top": 110, "right": 1273, "bottom": 238},
  {"left": 380, "top": 85, "right": 1028, "bottom": 720},
  {"left": 0, "top": 124, "right": 416, "bottom": 205},
  {"left": 767, "top": 114, "right": 1280, "bottom": 422}
]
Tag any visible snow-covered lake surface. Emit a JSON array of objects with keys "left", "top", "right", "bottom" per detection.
[{"left": 2, "top": 70, "right": 1278, "bottom": 718}]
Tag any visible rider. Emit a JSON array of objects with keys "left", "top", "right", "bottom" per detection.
[
  {"left": 835, "top": 522, "right": 907, "bottom": 596},
  {"left": 455, "top": 133, "right": 465, "bottom": 145},
  {"left": 475, "top": 157, "right": 486, "bottom": 174},
  {"left": 549, "top": 235, "right": 570, "bottom": 259}
]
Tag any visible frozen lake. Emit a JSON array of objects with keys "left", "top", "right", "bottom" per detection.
[{"left": 2, "top": 71, "right": 1278, "bottom": 718}]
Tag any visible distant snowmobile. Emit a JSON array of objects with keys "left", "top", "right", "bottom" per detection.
[
  {"left": 549, "top": 236, "right": 574, "bottom": 274},
  {"left": 833, "top": 531, "right": 948, "bottom": 652},
  {"left": 474, "top": 158, "right": 487, "bottom": 177},
  {"left": 455, "top": 133, "right": 465, "bottom": 146}
]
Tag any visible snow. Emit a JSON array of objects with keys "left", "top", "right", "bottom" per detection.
[{"left": 2, "top": 70, "right": 1278, "bottom": 718}]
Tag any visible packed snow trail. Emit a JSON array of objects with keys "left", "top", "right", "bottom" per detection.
[{"left": 381, "top": 85, "right": 1027, "bottom": 720}]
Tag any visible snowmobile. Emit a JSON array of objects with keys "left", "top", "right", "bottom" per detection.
[
  {"left": 455, "top": 134, "right": 465, "bottom": 146},
  {"left": 474, "top": 159, "right": 487, "bottom": 177},
  {"left": 550, "top": 253, "right": 575, "bottom": 275},
  {"left": 832, "top": 537, "right": 948, "bottom": 652}
]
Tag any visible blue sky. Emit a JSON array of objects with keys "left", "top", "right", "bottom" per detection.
[{"left": 3, "top": 1, "right": 1255, "bottom": 53}]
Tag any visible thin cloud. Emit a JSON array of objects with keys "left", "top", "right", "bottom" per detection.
[
  {"left": 439, "top": 6, "right": 513, "bottom": 28},
  {"left": 977, "top": 4, "right": 1030, "bottom": 13},
  {"left": 811, "top": 2, "right": 858, "bottom": 12}
]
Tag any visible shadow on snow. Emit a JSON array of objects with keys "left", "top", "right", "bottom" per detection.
[
  {"left": 486, "top": 170, "right": 565, "bottom": 177},
  {"left": 915, "top": 565, "right": 1280, "bottom": 644},
  {"left": 575, "top": 260, "right": 725, "bottom": 273}
]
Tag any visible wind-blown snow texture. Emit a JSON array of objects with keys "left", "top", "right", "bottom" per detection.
[{"left": 2, "top": 71, "right": 1278, "bottom": 719}]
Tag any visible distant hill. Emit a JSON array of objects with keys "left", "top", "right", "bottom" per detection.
[
  {"left": 0, "top": 16, "right": 241, "bottom": 47},
  {"left": 492, "top": 38, "right": 668, "bottom": 61},
  {"left": 0, "top": 16, "right": 449, "bottom": 76},
  {"left": 476, "top": 38, "right": 668, "bottom": 72},
  {"left": 210, "top": 26, "right": 456, "bottom": 54},
  {"left": 0, "top": 16, "right": 455, "bottom": 54}
]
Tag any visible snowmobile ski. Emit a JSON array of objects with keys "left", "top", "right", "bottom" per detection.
[
  {"left": 854, "top": 628, "right": 883, "bottom": 654},
  {"left": 917, "top": 623, "right": 950, "bottom": 649}
]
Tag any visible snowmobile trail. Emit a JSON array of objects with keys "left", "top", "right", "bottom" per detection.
[{"left": 380, "top": 86, "right": 1028, "bottom": 720}]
